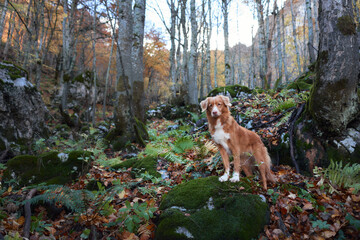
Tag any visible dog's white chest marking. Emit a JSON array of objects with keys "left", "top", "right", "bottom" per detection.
[{"left": 212, "top": 120, "right": 231, "bottom": 154}]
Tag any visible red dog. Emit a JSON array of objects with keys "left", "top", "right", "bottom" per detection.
[{"left": 200, "top": 95, "right": 276, "bottom": 189}]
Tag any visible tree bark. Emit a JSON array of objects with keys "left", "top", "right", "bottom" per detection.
[
  {"left": 306, "top": 0, "right": 316, "bottom": 64},
  {"left": 206, "top": 0, "right": 212, "bottom": 94},
  {"left": 256, "top": 0, "right": 267, "bottom": 88},
  {"left": 169, "top": 0, "right": 177, "bottom": 98},
  {"left": 308, "top": 0, "right": 359, "bottom": 135},
  {"left": 0, "top": 0, "right": 8, "bottom": 41},
  {"left": 188, "top": 0, "right": 198, "bottom": 105},
  {"left": 103, "top": 36, "right": 114, "bottom": 119},
  {"left": 222, "top": 0, "right": 231, "bottom": 86},
  {"left": 92, "top": 0, "right": 97, "bottom": 126},
  {"left": 290, "top": 0, "right": 301, "bottom": 76}
]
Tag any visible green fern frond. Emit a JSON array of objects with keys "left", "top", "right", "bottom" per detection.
[
  {"left": 172, "top": 136, "right": 194, "bottom": 154},
  {"left": 162, "top": 152, "right": 185, "bottom": 164},
  {"left": 321, "top": 160, "right": 360, "bottom": 193},
  {"left": 23, "top": 185, "right": 93, "bottom": 213}
]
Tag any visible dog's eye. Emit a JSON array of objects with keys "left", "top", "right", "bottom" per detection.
[
  {"left": 218, "top": 103, "right": 221, "bottom": 106},
  {"left": 209, "top": 104, "right": 212, "bottom": 107}
]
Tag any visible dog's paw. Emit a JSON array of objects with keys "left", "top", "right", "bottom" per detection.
[
  {"left": 230, "top": 173, "right": 240, "bottom": 182},
  {"left": 219, "top": 174, "right": 229, "bottom": 182}
]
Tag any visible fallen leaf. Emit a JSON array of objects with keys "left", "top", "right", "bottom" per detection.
[
  {"left": 321, "top": 230, "right": 336, "bottom": 238},
  {"left": 302, "top": 203, "right": 314, "bottom": 211}
]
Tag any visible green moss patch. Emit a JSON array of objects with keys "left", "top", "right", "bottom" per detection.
[
  {"left": 287, "top": 71, "right": 314, "bottom": 91},
  {"left": 3, "top": 151, "right": 93, "bottom": 189},
  {"left": 0, "top": 62, "right": 28, "bottom": 80},
  {"left": 337, "top": 15, "right": 356, "bottom": 35},
  {"left": 113, "top": 156, "right": 160, "bottom": 178},
  {"left": 207, "top": 84, "right": 253, "bottom": 98},
  {"left": 156, "top": 176, "right": 269, "bottom": 240}
]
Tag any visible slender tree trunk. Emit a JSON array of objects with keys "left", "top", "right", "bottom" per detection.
[
  {"left": 275, "top": 3, "right": 283, "bottom": 84},
  {"left": 180, "top": 0, "right": 189, "bottom": 93},
  {"left": 188, "top": 0, "right": 198, "bottom": 104},
  {"left": 3, "top": 11, "right": 15, "bottom": 59},
  {"left": 250, "top": 26, "right": 255, "bottom": 88},
  {"left": 222, "top": 0, "right": 231, "bottom": 85},
  {"left": 206, "top": 0, "right": 212, "bottom": 94},
  {"left": 103, "top": 36, "right": 114, "bottom": 119},
  {"left": 290, "top": 0, "right": 301, "bottom": 75},
  {"left": 35, "top": 0, "right": 45, "bottom": 90},
  {"left": 0, "top": 0, "right": 8, "bottom": 41},
  {"left": 214, "top": 17, "right": 219, "bottom": 88},
  {"left": 306, "top": 0, "right": 315, "bottom": 63},
  {"left": 169, "top": 0, "right": 177, "bottom": 98},
  {"left": 281, "top": 10, "right": 288, "bottom": 83},
  {"left": 308, "top": 0, "right": 359, "bottom": 135},
  {"left": 256, "top": 0, "right": 267, "bottom": 88},
  {"left": 92, "top": 0, "right": 97, "bottom": 126}
]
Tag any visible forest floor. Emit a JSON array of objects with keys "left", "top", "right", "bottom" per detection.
[{"left": 1, "top": 89, "right": 360, "bottom": 240}]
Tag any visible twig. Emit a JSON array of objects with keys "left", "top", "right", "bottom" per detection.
[
  {"left": 249, "top": 106, "right": 296, "bottom": 130},
  {"left": 23, "top": 188, "right": 37, "bottom": 239},
  {"left": 288, "top": 103, "right": 305, "bottom": 173},
  {"left": 275, "top": 210, "right": 291, "bottom": 237}
]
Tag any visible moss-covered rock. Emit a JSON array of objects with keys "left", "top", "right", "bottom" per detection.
[
  {"left": 156, "top": 176, "right": 269, "bottom": 240},
  {"left": 207, "top": 84, "right": 253, "bottom": 98},
  {"left": 3, "top": 150, "right": 93, "bottom": 188},
  {"left": 113, "top": 156, "right": 160, "bottom": 178},
  {"left": 287, "top": 71, "right": 314, "bottom": 91}
]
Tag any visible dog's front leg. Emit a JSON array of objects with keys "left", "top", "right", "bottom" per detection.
[
  {"left": 218, "top": 146, "right": 230, "bottom": 182},
  {"left": 230, "top": 153, "right": 240, "bottom": 182}
]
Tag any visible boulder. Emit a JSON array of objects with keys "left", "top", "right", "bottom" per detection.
[
  {"left": 207, "top": 85, "right": 253, "bottom": 99},
  {"left": 3, "top": 150, "right": 93, "bottom": 189},
  {"left": 0, "top": 62, "right": 48, "bottom": 157},
  {"left": 156, "top": 176, "right": 269, "bottom": 240}
]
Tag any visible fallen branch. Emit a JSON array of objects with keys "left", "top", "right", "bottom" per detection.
[
  {"left": 288, "top": 103, "right": 305, "bottom": 173},
  {"left": 249, "top": 106, "right": 296, "bottom": 130},
  {"left": 23, "top": 188, "right": 37, "bottom": 239},
  {"left": 275, "top": 210, "right": 291, "bottom": 237}
]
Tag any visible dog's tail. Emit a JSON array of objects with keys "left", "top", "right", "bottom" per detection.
[{"left": 263, "top": 147, "right": 276, "bottom": 183}]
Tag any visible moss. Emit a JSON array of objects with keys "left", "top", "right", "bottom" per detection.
[
  {"left": 134, "top": 117, "right": 148, "bottom": 147},
  {"left": 0, "top": 62, "right": 28, "bottom": 80},
  {"left": 337, "top": 15, "right": 356, "bottom": 35},
  {"left": 113, "top": 156, "right": 160, "bottom": 178},
  {"left": 156, "top": 176, "right": 268, "bottom": 240},
  {"left": 207, "top": 84, "right": 252, "bottom": 98},
  {"left": 3, "top": 151, "right": 93, "bottom": 189}
]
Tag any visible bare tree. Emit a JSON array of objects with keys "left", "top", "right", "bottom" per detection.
[
  {"left": 290, "top": 0, "right": 301, "bottom": 75},
  {"left": 92, "top": 0, "right": 97, "bottom": 126},
  {"left": 188, "top": 0, "right": 198, "bottom": 104},
  {"left": 0, "top": 0, "right": 8, "bottom": 40},
  {"left": 306, "top": 0, "right": 315, "bottom": 63},
  {"left": 222, "top": 0, "right": 231, "bottom": 85}
]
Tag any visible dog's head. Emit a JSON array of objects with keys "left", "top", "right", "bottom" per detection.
[{"left": 200, "top": 95, "right": 232, "bottom": 118}]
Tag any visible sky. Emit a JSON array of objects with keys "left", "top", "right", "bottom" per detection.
[{"left": 146, "top": 0, "right": 259, "bottom": 50}]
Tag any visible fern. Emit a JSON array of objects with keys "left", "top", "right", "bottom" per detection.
[
  {"left": 171, "top": 136, "right": 194, "bottom": 154},
  {"left": 23, "top": 185, "right": 93, "bottom": 213},
  {"left": 316, "top": 160, "right": 360, "bottom": 194},
  {"left": 162, "top": 152, "right": 185, "bottom": 164}
]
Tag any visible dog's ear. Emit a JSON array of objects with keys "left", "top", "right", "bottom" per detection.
[
  {"left": 221, "top": 96, "right": 232, "bottom": 108},
  {"left": 200, "top": 98, "right": 208, "bottom": 112}
]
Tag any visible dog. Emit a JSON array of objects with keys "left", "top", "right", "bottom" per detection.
[{"left": 200, "top": 95, "right": 276, "bottom": 189}]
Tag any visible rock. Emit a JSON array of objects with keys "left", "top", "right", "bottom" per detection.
[
  {"left": 207, "top": 84, "right": 253, "bottom": 99},
  {"left": 156, "top": 176, "right": 269, "bottom": 240},
  {"left": 0, "top": 62, "right": 48, "bottom": 157},
  {"left": 3, "top": 150, "right": 93, "bottom": 189}
]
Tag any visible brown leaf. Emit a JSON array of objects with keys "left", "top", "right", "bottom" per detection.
[
  {"left": 321, "top": 230, "right": 336, "bottom": 238},
  {"left": 302, "top": 203, "right": 314, "bottom": 211}
]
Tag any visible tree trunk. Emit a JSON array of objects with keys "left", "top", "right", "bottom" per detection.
[
  {"left": 0, "top": 0, "right": 8, "bottom": 41},
  {"left": 281, "top": 10, "right": 288, "bottom": 83},
  {"left": 306, "top": 0, "right": 316, "bottom": 64},
  {"left": 169, "top": 0, "right": 177, "bottom": 98},
  {"left": 180, "top": 0, "right": 189, "bottom": 95},
  {"left": 103, "top": 36, "right": 114, "bottom": 119},
  {"left": 206, "top": 0, "right": 212, "bottom": 94},
  {"left": 256, "top": 0, "right": 267, "bottom": 88},
  {"left": 275, "top": 3, "right": 283, "bottom": 84},
  {"left": 222, "top": 0, "right": 231, "bottom": 86},
  {"left": 188, "top": 0, "right": 198, "bottom": 105},
  {"left": 308, "top": 0, "right": 359, "bottom": 135},
  {"left": 132, "top": 0, "right": 146, "bottom": 122},
  {"left": 35, "top": 0, "right": 45, "bottom": 90},
  {"left": 92, "top": 0, "right": 97, "bottom": 126},
  {"left": 3, "top": 11, "right": 15, "bottom": 59},
  {"left": 290, "top": 0, "right": 301, "bottom": 76}
]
